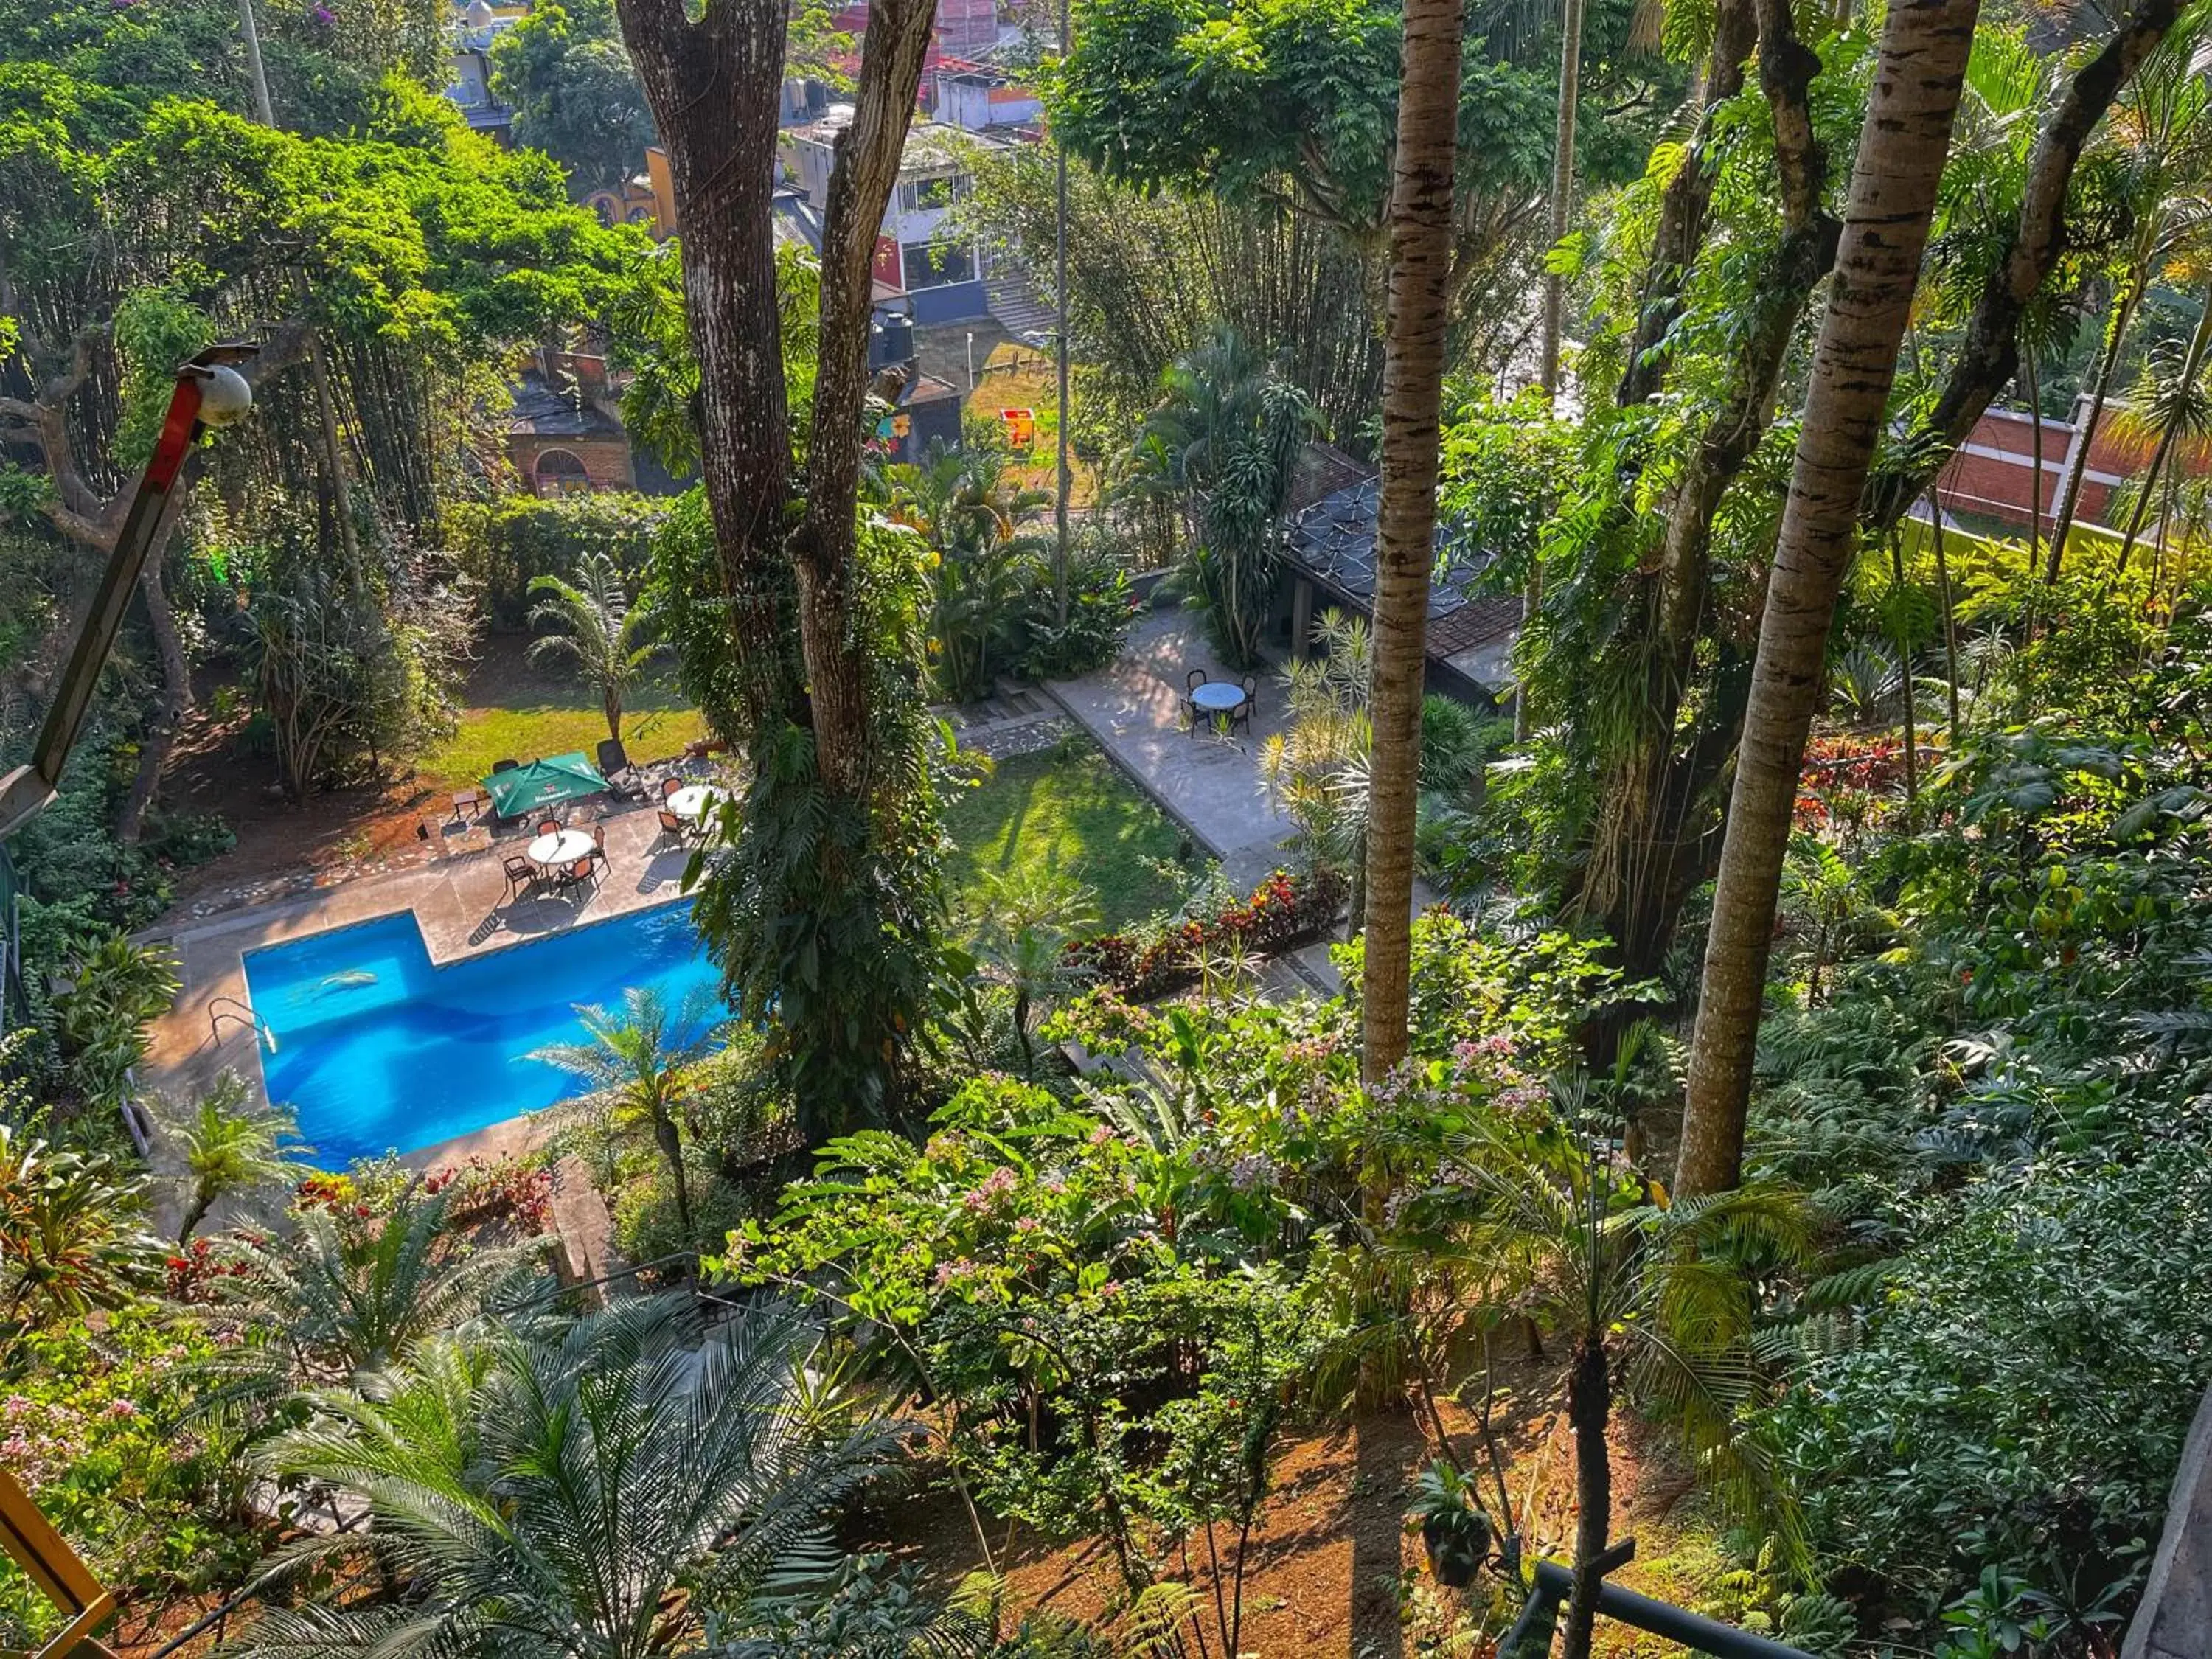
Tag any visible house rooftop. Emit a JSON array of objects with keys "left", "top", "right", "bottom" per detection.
[{"left": 507, "top": 371, "right": 623, "bottom": 439}]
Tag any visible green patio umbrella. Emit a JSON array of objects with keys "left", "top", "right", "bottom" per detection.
[{"left": 484, "top": 751, "right": 609, "bottom": 820}]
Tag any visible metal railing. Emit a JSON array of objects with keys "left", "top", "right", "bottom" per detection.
[
  {"left": 206, "top": 996, "right": 275, "bottom": 1053},
  {"left": 1500, "top": 1545, "right": 1818, "bottom": 1659}
]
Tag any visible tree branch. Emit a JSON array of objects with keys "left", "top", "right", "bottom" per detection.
[{"left": 1862, "top": 0, "right": 2183, "bottom": 532}]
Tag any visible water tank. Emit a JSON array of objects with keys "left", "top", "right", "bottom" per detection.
[{"left": 872, "top": 312, "right": 915, "bottom": 369}]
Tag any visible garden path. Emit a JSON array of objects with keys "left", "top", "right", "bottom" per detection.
[{"left": 1046, "top": 606, "right": 1301, "bottom": 891}]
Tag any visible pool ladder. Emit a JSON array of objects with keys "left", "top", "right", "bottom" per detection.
[{"left": 208, "top": 995, "right": 277, "bottom": 1054}]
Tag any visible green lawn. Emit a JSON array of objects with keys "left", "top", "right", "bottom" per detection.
[
  {"left": 943, "top": 740, "right": 1193, "bottom": 931},
  {"left": 417, "top": 638, "right": 708, "bottom": 791}
]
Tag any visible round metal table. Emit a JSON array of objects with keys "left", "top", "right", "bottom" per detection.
[
  {"left": 526, "top": 828, "right": 595, "bottom": 870},
  {"left": 1190, "top": 681, "right": 1248, "bottom": 727}
]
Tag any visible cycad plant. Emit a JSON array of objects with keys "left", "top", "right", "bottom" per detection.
[
  {"left": 1444, "top": 1073, "right": 1815, "bottom": 1659},
  {"left": 195, "top": 1185, "right": 545, "bottom": 1398},
  {"left": 237, "top": 1296, "right": 912, "bottom": 1659},
  {"left": 0, "top": 1122, "right": 162, "bottom": 1333},
  {"left": 525, "top": 549, "right": 662, "bottom": 744},
  {"left": 530, "top": 985, "right": 728, "bottom": 1248},
  {"left": 969, "top": 865, "right": 1099, "bottom": 1071},
  {"left": 1127, "top": 325, "right": 1317, "bottom": 668},
  {"left": 169, "top": 1072, "right": 315, "bottom": 1245},
  {"left": 1263, "top": 608, "right": 1374, "bottom": 931}
]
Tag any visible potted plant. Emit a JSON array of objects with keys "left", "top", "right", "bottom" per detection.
[{"left": 1408, "top": 1460, "right": 1492, "bottom": 1588}]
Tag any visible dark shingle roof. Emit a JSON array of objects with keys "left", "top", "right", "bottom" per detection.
[
  {"left": 1282, "top": 469, "right": 1515, "bottom": 672},
  {"left": 507, "top": 372, "right": 625, "bottom": 439}
]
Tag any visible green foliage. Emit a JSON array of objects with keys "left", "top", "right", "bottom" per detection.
[
  {"left": 166, "top": 1074, "right": 315, "bottom": 1245},
  {"left": 490, "top": 0, "right": 657, "bottom": 195},
  {"left": 445, "top": 490, "right": 666, "bottom": 628},
  {"left": 888, "top": 439, "right": 1051, "bottom": 703},
  {"left": 1130, "top": 325, "right": 1316, "bottom": 667},
  {"left": 52, "top": 933, "right": 179, "bottom": 1112},
  {"left": 235, "top": 1297, "right": 912, "bottom": 1657},
  {"left": 0, "top": 1306, "right": 257, "bottom": 1652},
  {"left": 0, "top": 1121, "right": 164, "bottom": 1333},
  {"left": 1009, "top": 537, "right": 1142, "bottom": 682}
]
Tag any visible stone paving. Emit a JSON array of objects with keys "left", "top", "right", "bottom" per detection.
[{"left": 1046, "top": 607, "right": 1301, "bottom": 891}]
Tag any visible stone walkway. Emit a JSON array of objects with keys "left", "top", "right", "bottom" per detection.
[{"left": 1047, "top": 608, "right": 1301, "bottom": 891}]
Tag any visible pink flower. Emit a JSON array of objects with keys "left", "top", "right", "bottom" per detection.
[
  {"left": 1088, "top": 1124, "right": 1117, "bottom": 1148},
  {"left": 101, "top": 1399, "right": 139, "bottom": 1421}
]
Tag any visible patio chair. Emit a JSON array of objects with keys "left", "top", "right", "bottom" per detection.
[
  {"left": 536, "top": 817, "right": 561, "bottom": 840},
  {"left": 588, "top": 821, "right": 606, "bottom": 852},
  {"left": 655, "top": 807, "right": 686, "bottom": 849},
  {"left": 1184, "top": 667, "right": 1208, "bottom": 736},
  {"left": 660, "top": 774, "right": 683, "bottom": 800},
  {"left": 493, "top": 758, "right": 520, "bottom": 774},
  {"left": 596, "top": 737, "right": 642, "bottom": 800},
  {"left": 501, "top": 854, "right": 540, "bottom": 904},
  {"left": 557, "top": 853, "right": 599, "bottom": 897},
  {"left": 1234, "top": 674, "right": 1258, "bottom": 735}
]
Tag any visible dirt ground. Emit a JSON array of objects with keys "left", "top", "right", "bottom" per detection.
[{"left": 882, "top": 1355, "right": 1714, "bottom": 1659}]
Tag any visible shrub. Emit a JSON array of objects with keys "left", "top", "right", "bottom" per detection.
[
  {"left": 446, "top": 492, "right": 665, "bottom": 630},
  {"left": 1061, "top": 866, "right": 1346, "bottom": 1001},
  {"left": 1009, "top": 548, "right": 1142, "bottom": 682},
  {"left": 1767, "top": 1140, "right": 2212, "bottom": 1628}
]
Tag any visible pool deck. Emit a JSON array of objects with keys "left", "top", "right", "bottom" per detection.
[{"left": 138, "top": 800, "right": 698, "bottom": 1159}]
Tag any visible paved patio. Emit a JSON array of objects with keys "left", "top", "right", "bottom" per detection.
[{"left": 1048, "top": 607, "right": 1301, "bottom": 891}]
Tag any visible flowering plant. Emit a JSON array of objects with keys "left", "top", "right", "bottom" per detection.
[{"left": 1062, "top": 866, "right": 1346, "bottom": 1000}]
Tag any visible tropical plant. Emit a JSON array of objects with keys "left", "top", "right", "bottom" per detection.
[
  {"left": 1440, "top": 1074, "right": 1817, "bottom": 1659},
  {"left": 529, "top": 985, "right": 727, "bottom": 1248},
  {"left": 236, "top": 1297, "right": 911, "bottom": 1658},
  {"left": 526, "top": 548, "right": 664, "bottom": 743},
  {"left": 967, "top": 866, "right": 1099, "bottom": 1071},
  {"left": 54, "top": 934, "right": 179, "bottom": 1109},
  {"left": 889, "top": 440, "right": 1051, "bottom": 703},
  {"left": 0, "top": 1124, "right": 163, "bottom": 1333},
  {"left": 1127, "top": 326, "right": 1316, "bottom": 668},
  {"left": 1263, "top": 609, "right": 1375, "bottom": 930},
  {"left": 193, "top": 1185, "right": 545, "bottom": 1398},
  {"left": 167, "top": 1076, "right": 315, "bottom": 1245}
]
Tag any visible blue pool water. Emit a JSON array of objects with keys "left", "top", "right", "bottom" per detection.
[{"left": 243, "top": 902, "right": 720, "bottom": 1164}]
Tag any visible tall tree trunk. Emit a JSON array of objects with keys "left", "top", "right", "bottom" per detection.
[
  {"left": 2048, "top": 275, "right": 2144, "bottom": 577},
  {"left": 1678, "top": 0, "right": 1981, "bottom": 1200},
  {"left": 1928, "top": 487, "right": 1962, "bottom": 732},
  {"left": 614, "top": 0, "right": 802, "bottom": 735},
  {"left": 790, "top": 0, "right": 937, "bottom": 799},
  {"left": 1580, "top": 0, "right": 1834, "bottom": 986},
  {"left": 1562, "top": 1330, "right": 1613, "bottom": 1659},
  {"left": 1359, "top": 0, "right": 1465, "bottom": 1084}
]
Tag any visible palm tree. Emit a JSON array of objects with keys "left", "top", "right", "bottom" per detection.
[
  {"left": 236, "top": 1297, "right": 911, "bottom": 1659},
  {"left": 529, "top": 986, "right": 726, "bottom": 1248},
  {"left": 1445, "top": 1079, "right": 1815, "bottom": 1659},
  {"left": 168, "top": 1073, "right": 315, "bottom": 1245},
  {"left": 196, "top": 1186, "right": 545, "bottom": 1397},
  {"left": 1679, "top": 0, "right": 1979, "bottom": 1200},
  {"left": 2110, "top": 286, "right": 2212, "bottom": 574},
  {"left": 970, "top": 865, "right": 1098, "bottom": 1071},
  {"left": 1361, "top": 0, "right": 1464, "bottom": 1086},
  {"left": 1262, "top": 608, "right": 1375, "bottom": 934},
  {"left": 1128, "top": 326, "right": 1316, "bottom": 669},
  {"left": 525, "top": 549, "right": 661, "bottom": 744}
]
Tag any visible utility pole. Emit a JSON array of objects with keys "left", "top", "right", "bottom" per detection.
[
  {"left": 1052, "top": 0, "right": 1072, "bottom": 626},
  {"left": 238, "top": 0, "right": 275, "bottom": 122}
]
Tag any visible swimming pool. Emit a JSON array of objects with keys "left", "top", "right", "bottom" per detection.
[{"left": 243, "top": 902, "right": 720, "bottom": 1164}]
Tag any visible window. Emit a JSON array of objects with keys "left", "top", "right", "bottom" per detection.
[
  {"left": 901, "top": 236, "right": 975, "bottom": 291},
  {"left": 534, "top": 448, "right": 593, "bottom": 498},
  {"left": 898, "top": 175, "right": 956, "bottom": 214}
]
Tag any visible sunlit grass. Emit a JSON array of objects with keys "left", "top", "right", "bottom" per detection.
[{"left": 942, "top": 739, "right": 1194, "bottom": 931}]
